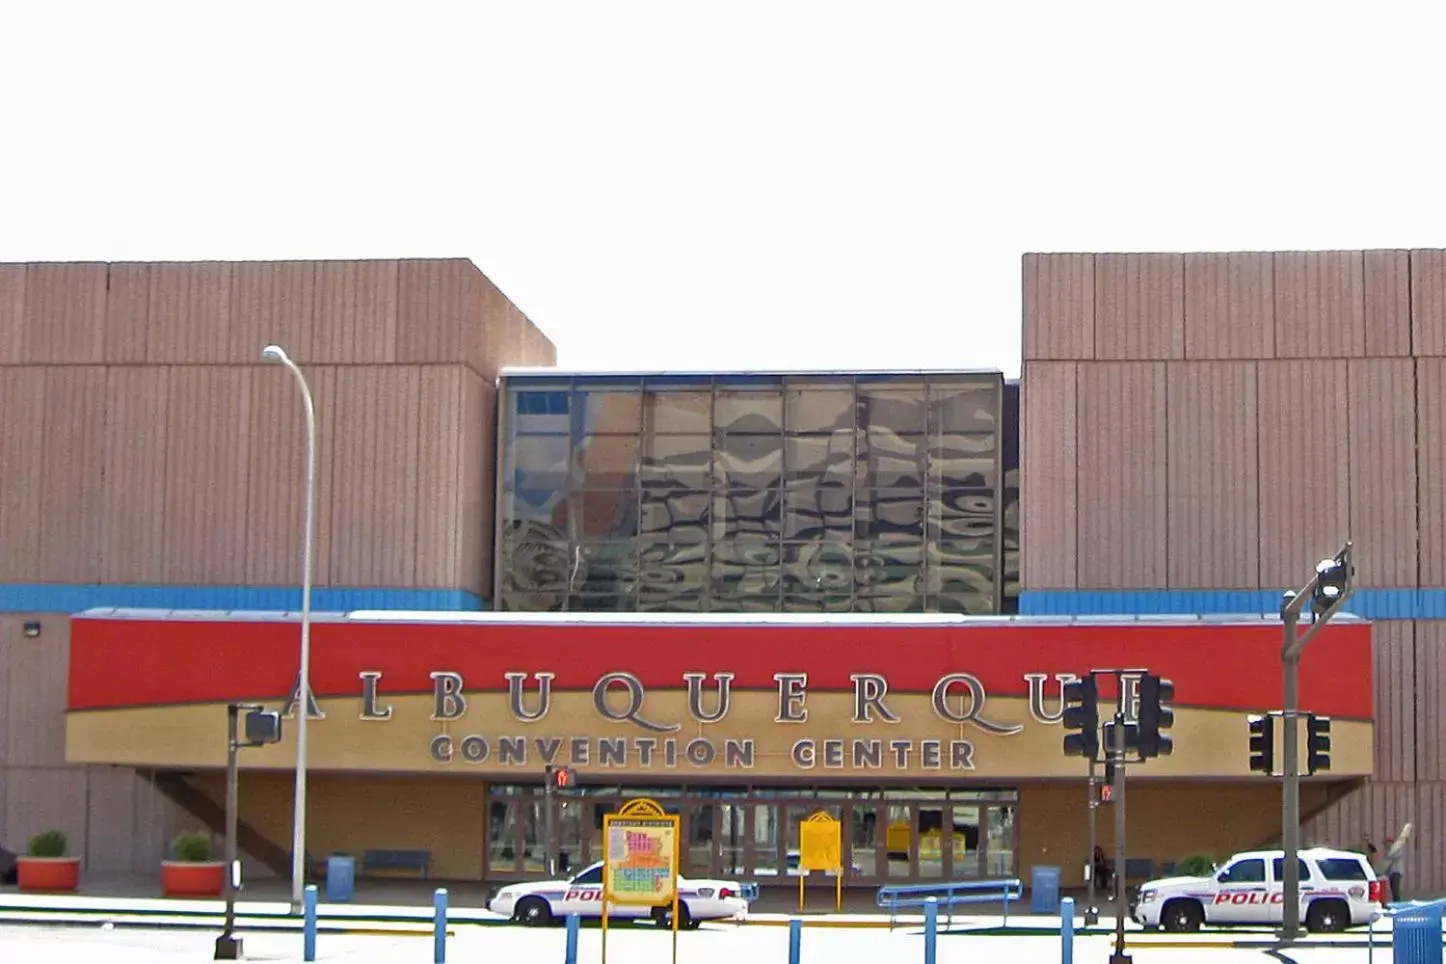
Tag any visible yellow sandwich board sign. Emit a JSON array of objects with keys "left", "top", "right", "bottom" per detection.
[
  {"left": 602, "top": 797, "right": 681, "bottom": 964},
  {"left": 797, "top": 810, "right": 843, "bottom": 911}
]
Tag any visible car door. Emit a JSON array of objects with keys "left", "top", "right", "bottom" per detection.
[
  {"left": 1208, "top": 857, "right": 1271, "bottom": 924},
  {"left": 559, "top": 864, "right": 607, "bottom": 917},
  {"left": 1269, "top": 856, "right": 1312, "bottom": 923}
]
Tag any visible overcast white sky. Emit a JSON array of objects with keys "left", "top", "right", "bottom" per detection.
[{"left": 3, "top": 2, "right": 1445, "bottom": 376}]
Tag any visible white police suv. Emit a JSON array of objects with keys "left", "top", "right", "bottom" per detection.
[
  {"left": 1134, "top": 847, "right": 1382, "bottom": 933},
  {"left": 488, "top": 861, "right": 751, "bottom": 928}
]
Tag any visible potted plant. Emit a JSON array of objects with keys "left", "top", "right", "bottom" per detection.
[
  {"left": 1175, "top": 853, "right": 1217, "bottom": 878},
  {"left": 17, "top": 830, "right": 80, "bottom": 892},
  {"left": 162, "top": 831, "right": 225, "bottom": 897}
]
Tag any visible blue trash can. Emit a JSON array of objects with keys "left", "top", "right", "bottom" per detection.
[
  {"left": 1030, "top": 865, "right": 1062, "bottom": 915},
  {"left": 1393, "top": 902, "right": 1444, "bottom": 964},
  {"left": 326, "top": 854, "right": 356, "bottom": 903}
]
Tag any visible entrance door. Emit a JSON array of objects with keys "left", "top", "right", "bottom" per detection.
[
  {"left": 683, "top": 803, "right": 714, "bottom": 879},
  {"left": 847, "top": 803, "right": 884, "bottom": 882},
  {"left": 916, "top": 805, "right": 949, "bottom": 879},
  {"left": 884, "top": 804, "right": 915, "bottom": 878},
  {"left": 715, "top": 803, "right": 747, "bottom": 877},
  {"left": 983, "top": 805, "right": 1015, "bottom": 876}
]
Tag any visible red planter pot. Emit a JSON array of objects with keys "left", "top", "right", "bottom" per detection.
[
  {"left": 17, "top": 857, "right": 81, "bottom": 893},
  {"left": 161, "top": 861, "right": 226, "bottom": 898}
]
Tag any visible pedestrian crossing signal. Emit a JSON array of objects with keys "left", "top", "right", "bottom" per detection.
[
  {"left": 549, "top": 765, "right": 577, "bottom": 790},
  {"left": 1099, "top": 784, "right": 1114, "bottom": 804}
]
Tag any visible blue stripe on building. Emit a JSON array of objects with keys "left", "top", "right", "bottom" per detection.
[
  {"left": 1019, "top": 588, "right": 1438, "bottom": 620},
  {"left": 0, "top": 584, "right": 485, "bottom": 615}
]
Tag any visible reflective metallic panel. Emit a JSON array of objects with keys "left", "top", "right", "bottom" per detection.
[{"left": 497, "top": 373, "right": 1004, "bottom": 614}]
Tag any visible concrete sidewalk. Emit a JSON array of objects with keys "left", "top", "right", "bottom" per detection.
[
  {"left": 0, "top": 881, "right": 1141, "bottom": 934},
  {"left": 0, "top": 876, "right": 1415, "bottom": 948},
  {"left": 1, "top": 872, "right": 1121, "bottom": 919}
]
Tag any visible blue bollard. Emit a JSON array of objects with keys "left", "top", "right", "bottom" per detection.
[
  {"left": 565, "top": 914, "right": 581, "bottom": 964},
  {"left": 788, "top": 917, "right": 802, "bottom": 964},
  {"left": 1060, "top": 896, "right": 1075, "bottom": 964},
  {"left": 303, "top": 883, "right": 318, "bottom": 963},
  {"left": 924, "top": 896, "right": 938, "bottom": 964},
  {"left": 433, "top": 888, "right": 448, "bottom": 964}
]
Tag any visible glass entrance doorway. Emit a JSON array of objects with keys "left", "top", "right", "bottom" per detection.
[{"left": 485, "top": 784, "right": 1019, "bottom": 885}]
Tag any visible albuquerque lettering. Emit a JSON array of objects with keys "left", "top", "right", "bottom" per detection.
[{"left": 282, "top": 670, "right": 1083, "bottom": 773}]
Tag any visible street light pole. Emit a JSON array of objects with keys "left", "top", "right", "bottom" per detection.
[
  {"left": 262, "top": 344, "right": 317, "bottom": 913},
  {"left": 1280, "top": 608, "right": 1303, "bottom": 941},
  {"left": 1278, "top": 543, "right": 1353, "bottom": 942},
  {"left": 216, "top": 704, "right": 243, "bottom": 960}
]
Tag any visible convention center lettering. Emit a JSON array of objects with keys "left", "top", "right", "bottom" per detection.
[{"left": 283, "top": 671, "right": 1093, "bottom": 773}]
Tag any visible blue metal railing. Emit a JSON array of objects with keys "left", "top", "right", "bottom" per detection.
[{"left": 875, "top": 877, "right": 1024, "bottom": 929}]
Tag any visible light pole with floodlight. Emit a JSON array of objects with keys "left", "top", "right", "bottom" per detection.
[{"left": 262, "top": 344, "right": 317, "bottom": 912}]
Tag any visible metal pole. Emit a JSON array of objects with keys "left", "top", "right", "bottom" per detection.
[
  {"left": 1086, "top": 757, "right": 1099, "bottom": 926},
  {"left": 544, "top": 772, "right": 556, "bottom": 877},
  {"left": 1281, "top": 613, "right": 1302, "bottom": 941},
  {"left": 1111, "top": 713, "right": 1129, "bottom": 964},
  {"left": 265, "top": 345, "right": 317, "bottom": 911},
  {"left": 215, "top": 704, "right": 242, "bottom": 960}
]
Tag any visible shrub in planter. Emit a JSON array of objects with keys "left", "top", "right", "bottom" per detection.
[
  {"left": 17, "top": 829, "right": 80, "bottom": 893},
  {"left": 1175, "top": 853, "right": 1217, "bottom": 878},
  {"left": 162, "top": 831, "right": 225, "bottom": 898}
]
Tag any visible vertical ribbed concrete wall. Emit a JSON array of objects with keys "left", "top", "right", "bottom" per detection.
[
  {"left": 0, "top": 258, "right": 555, "bottom": 873},
  {"left": 0, "top": 258, "right": 555, "bottom": 609},
  {"left": 1021, "top": 249, "right": 1445, "bottom": 892}
]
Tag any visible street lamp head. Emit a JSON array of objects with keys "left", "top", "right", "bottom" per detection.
[{"left": 261, "top": 345, "right": 290, "bottom": 364}]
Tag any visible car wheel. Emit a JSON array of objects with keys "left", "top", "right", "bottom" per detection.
[
  {"left": 1306, "top": 899, "right": 1349, "bottom": 934},
  {"left": 1160, "top": 899, "right": 1203, "bottom": 933},
  {"left": 655, "top": 902, "right": 696, "bottom": 930},
  {"left": 515, "top": 897, "right": 553, "bottom": 927}
]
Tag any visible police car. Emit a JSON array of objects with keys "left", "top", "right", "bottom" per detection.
[
  {"left": 488, "top": 861, "right": 751, "bottom": 928},
  {"left": 1134, "top": 847, "right": 1382, "bottom": 933}
]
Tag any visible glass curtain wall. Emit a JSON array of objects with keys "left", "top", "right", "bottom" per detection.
[
  {"left": 484, "top": 783, "right": 1020, "bottom": 884},
  {"left": 497, "top": 372, "right": 1005, "bottom": 614},
  {"left": 1001, "top": 380, "right": 1020, "bottom": 613}
]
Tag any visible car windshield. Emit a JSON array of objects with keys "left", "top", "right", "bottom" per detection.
[{"left": 570, "top": 865, "right": 604, "bottom": 885}]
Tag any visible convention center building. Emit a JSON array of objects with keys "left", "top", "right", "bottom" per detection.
[{"left": 0, "top": 251, "right": 1431, "bottom": 890}]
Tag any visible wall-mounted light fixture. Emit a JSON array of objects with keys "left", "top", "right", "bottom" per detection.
[{"left": 22, "top": 621, "right": 41, "bottom": 638}]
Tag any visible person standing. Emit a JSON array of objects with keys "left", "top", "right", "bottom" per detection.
[{"left": 1384, "top": 822, "right": 1414, "bottom": 903}]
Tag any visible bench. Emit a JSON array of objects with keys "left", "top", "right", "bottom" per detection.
[
  {"left": 876, "top": 878, "right": 1024, "bottom": 929},
  {"left": 1123, "top": 858, "right": 1157, "bottom": 882},
  {"left": 361, "top": 849, "right": 432, "bottom": 880}
]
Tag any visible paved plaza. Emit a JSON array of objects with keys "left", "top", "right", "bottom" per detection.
[{"left": 0, "top": 922, "right": 1399, "bottom": 964}]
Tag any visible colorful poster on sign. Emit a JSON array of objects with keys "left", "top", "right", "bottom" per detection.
[{"left": 603, "top": 801, "right": 679, "bottom": 906}]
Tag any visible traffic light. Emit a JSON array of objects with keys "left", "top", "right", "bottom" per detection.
[
  {"left": 547, "top": 765, "right": 577, "bottom": 791},
  {"left": 1061, "top": 676, "right": 1099, "bottom": 759},
  {"left": 1248, "top": 714, "right": 1275, "bottom": 775},
  {"left": 1306, "top": 714, "right": 1332, "bottom": 774},
  {"left": 1137, "top": 675, "right": 1176, "bottom": 758},
  {"left": 1312, "top": 548, "right": 1353, "bottom": 615}
]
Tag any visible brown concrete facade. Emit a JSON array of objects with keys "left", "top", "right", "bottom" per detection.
[
  {"left": 1021, "top": 248, "right": 1445, "bottom": 892},
  {"left": 0, "top": 258, "right": 552, "bottom": 877},
  {"left": 0, "top": 258, "right": 554, "bottom": 598},
  {"left": 164, "top": 772, "right": 1336, "bottom": 887}
]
